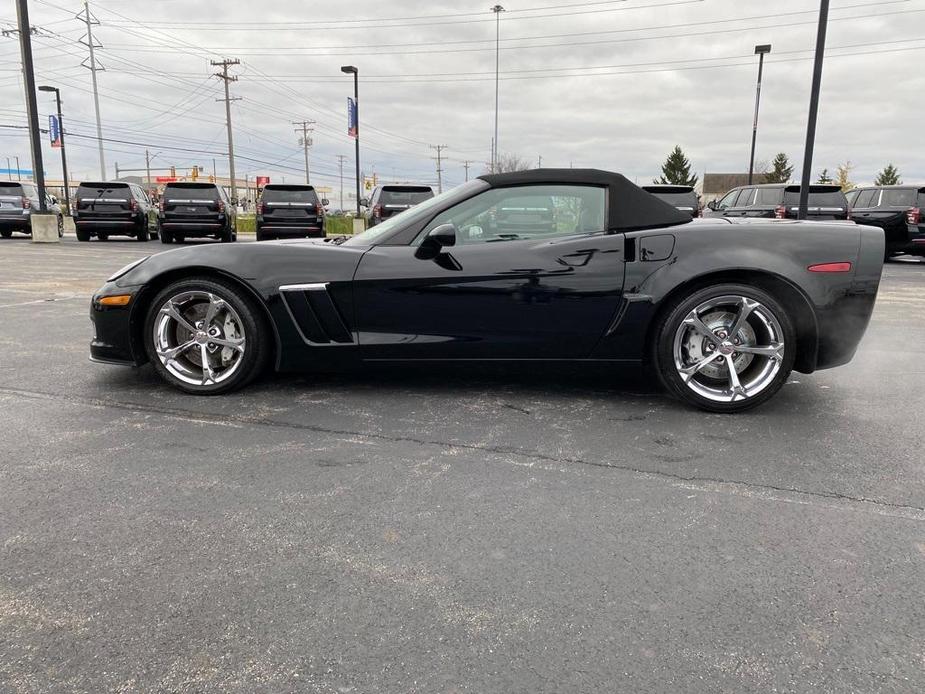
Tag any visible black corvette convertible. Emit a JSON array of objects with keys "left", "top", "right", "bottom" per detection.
[{"left": 90, "top": 169, "right": 884, "bottom": 412}]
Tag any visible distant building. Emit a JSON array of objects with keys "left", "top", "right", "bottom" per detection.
[{"left": 702, "top": 173, "right": 770, "bottom": 202}]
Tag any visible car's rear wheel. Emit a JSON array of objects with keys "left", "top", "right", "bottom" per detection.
[
  {"left": 76, "top": 227, "right": 90, "bottom": 242},
  {"left": 159, "top": 229, "right": 172, "bottom": 244},
  {"left": 57, "top": 215, "right": 64, "bottom": 238},
  {"left": 654, "top": 284, "right": 796, "bottom": 413},
  {"left": 1, "top": 229, "right": 12, "bottom": 239},
  {"left": 144, "top": 278, "right": 270, "bottom": 394}
]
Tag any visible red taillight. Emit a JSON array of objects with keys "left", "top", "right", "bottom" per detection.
[
  {"left": 217, "top": 199, "right": 225, "bottom": 214},
  {"left": 774, "top": 205, "right": 787, "bottom": 219},
  {"left": 908, "top": 207, "right": 921, "bottom": 225},
  {"left": 130, "top": 199, "right": 138, "bottom": 213},
  {"left": 808, "top": 262, "right": 852, "bottom": 273},
  {"left": 22, "top": 196, "right": 30, "bottom": 210},
  {"left": 257, "top": 201, "right": 264, "bottom": 215},
  {"left": 158, "top": 199, "right": 164, "bottom": 213},
  {"left": 373, "top": 204, "right": 382, "bottom": 218}
]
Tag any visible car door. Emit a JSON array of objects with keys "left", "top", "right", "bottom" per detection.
[
  {"left": 706, "top": 189, "right": 740, "bottom": 218},
  {"left": 352, "top": 184, "right": 625, "bottom": 360},
  {"left": 725, "top": 187, "right": 757, "bottom": 218}
]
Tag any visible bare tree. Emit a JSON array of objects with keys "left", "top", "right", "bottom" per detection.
[{"left": 490, "top": 152, "right": 531, "bottom": 174}]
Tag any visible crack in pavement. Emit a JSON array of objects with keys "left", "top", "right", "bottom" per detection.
[{"left": 2, "top": 384, "right": 923, "bottom": 519}]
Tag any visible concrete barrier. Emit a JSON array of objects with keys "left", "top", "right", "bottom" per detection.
[
  {"left": 352, "top": 218, "right": 367, "bottom": 235},
  {"left": 63, "top": 216, "right": 76, "bottom": 234},
  {"left": 30, "top": 213, "right": 60, "bottom": 243}
]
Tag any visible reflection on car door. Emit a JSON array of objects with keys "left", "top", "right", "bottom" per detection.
[{"left": 352, "top": 234, "right": 626, "bottom": 360}]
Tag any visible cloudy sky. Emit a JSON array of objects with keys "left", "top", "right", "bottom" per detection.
[{"left": 1, "top": 0, "right": 923, "bottom": 199}]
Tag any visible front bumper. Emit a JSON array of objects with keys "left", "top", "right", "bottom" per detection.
[{"left": 89, "top": 283, "right": 144, "bottom": 365}]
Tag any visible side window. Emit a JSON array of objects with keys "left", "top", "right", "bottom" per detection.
[
  {"left": 854, "top": 190, "right": 876, "bottom": 208},
  {"left": 716, "top": 189, "right": 739, "bottom": 210},
  {"left": 736, "top": 188, "right": 756, "bottom": 207},
  {"left": 755, "top": 188, "right": 782, "bottom": 205},
  {"left": 418, "top": 185, "right": 607, "bottom": 245},
  {"left": 845, "top": 189, "right": 860, "bottom": 206}
]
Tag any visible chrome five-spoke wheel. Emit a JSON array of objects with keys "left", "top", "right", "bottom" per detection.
[
  {"left": 673, "top": 295, "right": 784, "bottom": 404},
  {"left": 152, "top": 290, "right": 246, "bottom": 387},
  {"left": 656, "top": 284, "right": 795, "bottom": 412}
]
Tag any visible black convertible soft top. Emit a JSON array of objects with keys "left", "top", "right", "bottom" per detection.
[{"left": 480, "top": 168, "right": 691, "bottom": 231}]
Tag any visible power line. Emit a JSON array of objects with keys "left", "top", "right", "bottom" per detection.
[
  {"left": 78, "top": 0, "right": 105, "bottom": 178},
  {"left": 293, "top": 119, "right": 315, "bottom": 184}
]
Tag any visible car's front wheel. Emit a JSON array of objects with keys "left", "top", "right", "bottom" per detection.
[
  {"left": 143, "top": 277, "right": 270, "bottom": 394},
  {"left": 654, "top": 284, "right": 796, "bottom": 413},
  {"left": 57, "top": 215, "right": 64, "bottom": 238}
]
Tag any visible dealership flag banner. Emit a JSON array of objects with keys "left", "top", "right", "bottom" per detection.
[
  {"left": 347, "top": 98, "right": 358, "bottom": 139},
  {"left": 48, "top": 115, "right": 62, "bottom": 149}
]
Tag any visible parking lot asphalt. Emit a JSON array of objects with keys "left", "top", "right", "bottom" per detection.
[{"left": 1, "top": 234, "right": 924, "bottom": 693}]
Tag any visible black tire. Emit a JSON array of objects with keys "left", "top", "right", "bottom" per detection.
[
  {"left": 653, "top": 283, "right": 796, "bottom": 413},
  {"left": 143, "top": 277, "right": 271, "bottom": 395},
  {"left": 136, "top": 221, "right": 149, "bottom": 242},
  {"left": 0, "top": 229, "right": 11, "bottom": 239},
  {"left": 160, "top": 230, "right": 172, "bottom": 244},
  {"left": 255, "top": 230, "right": 269, "bottom": 242},
  {"left": 57, "top": 216, "right": 64, "bottom": 238},
  {"left": 76, "top": 227, "right": 90, "bottom": 242}
]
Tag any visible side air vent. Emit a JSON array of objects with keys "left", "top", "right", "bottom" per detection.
[{"left": 279, "top": 283, "right": 354, "bottom": 345}]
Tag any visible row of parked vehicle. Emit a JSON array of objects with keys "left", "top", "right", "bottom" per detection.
[
  {"left": 0, "top": 179, "right": 332, "bottom": 243},
  {"left": 645, "top": 182, "right": 925, "bottom": 260}
]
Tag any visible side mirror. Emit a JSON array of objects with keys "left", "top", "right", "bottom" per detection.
[
  {"left": 707, "top": 200, "right": 718, "bottom": 211},
  {"left": 321, "top": 198, "right": 329, "bottom": 206},
  {"left": 359, "top": 197, "right": 369, "bottom": 207},
  {"left": 415, "top": 223, "right": 457, "bottom": 259}
]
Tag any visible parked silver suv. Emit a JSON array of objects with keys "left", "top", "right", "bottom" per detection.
[{"left": 0, "top": 181, "right": 64, "bottom": 238}]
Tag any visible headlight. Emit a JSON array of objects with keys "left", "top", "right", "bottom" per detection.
[{"left": 108, "top": 257, "right": 148, "bottom": 282}]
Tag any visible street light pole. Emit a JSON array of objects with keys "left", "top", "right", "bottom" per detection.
[
  {"left": 341, "top": 65, "right": 360, "bottom": 217},
  {"left": 748, "top": 44, "right": 771, "bottom": 186},
  {"left": 15, "top": 0, "right": 47, "bottom": 212},
  {"left": 798, "top": 0, "right": 830, "bottom": 220},
  {"left": 491, "top": 5, "right": 505, "bottom": 174},
  {"left": 39, "top": 86, "right": 71, "bottom": 215}
]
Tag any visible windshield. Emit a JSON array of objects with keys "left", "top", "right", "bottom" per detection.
[
  {"left": 262, "top": 186, "right": 318, "bottom": 203},
  {"left": 78, "top": 183, "right": 130, "bottom": 199},
  {"left": 164, "top": 184, "right": 220, "bottom": 200},
  {"left": 650, "top": 192, "right": 698, "bottom": 206},
  {"left": 344, "top": 180, "right": 486, "bottom": 246},
  {"left": 0, "top": 183, "right": 24, "bottom": 196},
  {"left": 380, "top": 187, "right": 433, "bottom": 205}
]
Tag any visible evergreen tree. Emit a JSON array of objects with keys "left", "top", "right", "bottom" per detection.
[
  {"left": 655, "top": 146, "right": 698, "bottom": 187},
  {"left": 874, "top": 163, "right": 901, "bottom": 186},
  {"left": 816, "top": 168, "right": 833, "bottom": 184},
  {"left": 764, "top": 153, "right": 794, "bottom": 183}
]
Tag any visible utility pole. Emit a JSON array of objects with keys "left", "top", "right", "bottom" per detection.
[
  {"left": 79, "top": 0, "right": 105, "bottom": 180},
  {"left": 293, "top": 119, "right": 315, "bottom": 184},
  {"left": 114, "top": 161, "right": 119, "bottom": 179},
  {"left": 797, "top": 1, "right": 829, "bottom": 220},
  {"left": 15, "top": 156, "right": 21, "bottom": 180},
  {"left": 537, "top": 155, "right": 542, "bottom": 168},
  {"left": 336, "top": 154, "right": 347, "bottom": 210},
  {"left": 145, "top": 149, "right": 151, "bottom": 189},
  {"left": 490, "top": 5, "right": 505, "bottom": 174},
  {"left": 463, "top": 160, "right": 471, "bottom": 182},
  {"left": 430, "top": 144, "right": 446, "bottom": 194},
  {"left": 748, "top": 44, "right": 772, "bottom": 185},
  {"left": 15, "top": 0, "right": 47, "bottom": 211},
  {"left": 212, "top": 58, "right": 241, "bottom": 202}
]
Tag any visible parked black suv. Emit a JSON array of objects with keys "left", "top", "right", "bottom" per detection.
[
  {"left": 848, "top": 185, "right": 925, "bottom": 259},
  {"left": 0, "top": 181, "right": 64, "bottom": 238},
  {"left": 362, "top": 184, "right": 434, "bottom": 227},
  {"left": 158, "top": 182, "right": 236, "bottom": 244},
  {"left": 256, "top": 184, "right": 327, "bottom": 241},
  {"left": 641, "top": 185, "right": 700, "bottom": 217},
  {"left": 704, "top": 183, "right": 850, "bottom": 221},
  {"left": 74, "top": 181, "right": 153, "bottom": 242}
]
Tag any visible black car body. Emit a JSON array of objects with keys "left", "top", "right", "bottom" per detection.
[
  {"left": 0, "top": 181, "right": 64, "bottom": 238},
  {"left": 90, "top": 169, "right": 883, "bottom": 412},
  {"left": 363, "top": 185, "right": 434, "bottom": 227},
  {"left": 74, "top": 181, "right": 153, "bottom": 242},
  {"left": 642, "top": 185, "right": 700, "bottom": 217},
  {"left": 705, "top": 184, "right": 850, "bottom": 221},
  {"left": 847, "top": 185, "right": 925, "bottom": 258},
  {"left": 256, "top": 184, "right": 326, "bottom": 241},
  {"left": 157, "top": 182, "right": 236, "bottom": 244}
]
